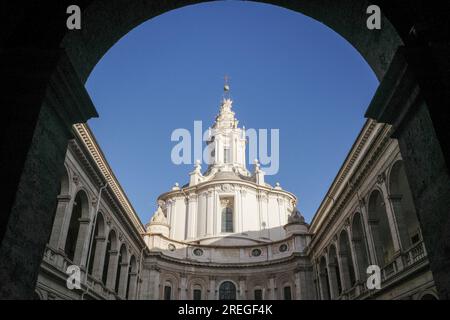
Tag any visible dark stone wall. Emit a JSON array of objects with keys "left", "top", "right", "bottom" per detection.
[
  {"left": 395, "top": 101, "right": 450, "bottom": 299},
  {"left": 0, "top": 100, "right": 68, "bottom": 298}
]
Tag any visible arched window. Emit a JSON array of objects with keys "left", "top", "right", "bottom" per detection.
[
  {"left": 221, "top": 207, "right": 233, "bottom": 232},
  {"left": 283, "top": 286, "right": 292, "bottom": 300},
  {"left": 219, "top": 281, "right": 236, "bottom": 300},
  {"left": 254, "top": 289, "right": 263, "bottom": 300},
  {"left": 368, "top": 190, "right": 395, "bottom": 266},
  {"left": 64, "top": 191, "right": 88, "bottom": 262}
]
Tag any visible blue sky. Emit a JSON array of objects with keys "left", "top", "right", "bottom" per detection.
[{"left": 86, "top": 1, "right": 378, "bottom": 224}]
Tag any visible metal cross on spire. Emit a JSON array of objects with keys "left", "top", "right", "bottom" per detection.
[
  {"left": 223, "top": 74, "right": 231, "bottom": 100},
  {"left": 224, "top": 74, "right": 230, "bottom": 92}
]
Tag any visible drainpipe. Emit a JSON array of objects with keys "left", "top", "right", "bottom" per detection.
[{"left": 81, "top": 182, "right": 108, "bottom": 300}]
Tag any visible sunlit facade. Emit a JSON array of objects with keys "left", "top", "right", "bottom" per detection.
[{"left": 36, "top": 90, "right": 438, "bottom": 300}]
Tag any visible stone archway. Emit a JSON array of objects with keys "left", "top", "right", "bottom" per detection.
[
  {"left": 1, "top": 0, "right": 450, "bottom": 299},
  {"left": 60, "top": 0, "right": 402, "bottom": 83}
]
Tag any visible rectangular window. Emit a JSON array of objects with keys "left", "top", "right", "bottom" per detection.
[
  {"left": 283, "top": 286, "right": 292, "bottom": 300},
  {"left": 254, "top": 289, "right": 263, "bottom": 300},
  {"left": 164, "top": 286, "right": 172, "bottom": 300},
  {"left": 224, "top": 147, "right": 231, "bottom": 163},
  {"left": 193, "top": 289, "right": 202, "bottom": 300},
  {"left": 221, "top": 207, "right": 233, "bottom": 232}
]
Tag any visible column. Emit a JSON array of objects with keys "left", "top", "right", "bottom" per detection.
[
  {"left": 367, "top": 218, "right": 382, "bottom": 266},
  {"left": 379, "top": 179, "right": 403, "bottom": 256},
  {"left": 139, "top": 264, "right": 160, "bottom": 300},
  {"left": 187, "top": 194, "right": 197, "bottom": 240},
  {"left": 92, "top": 236, "right": 107, "bottom": 280},
  {"left": 389, "top": 194, "right": 410, "bottom": 249},
  {"left": 208, "top": 276, "right": 216, "bottom": 300},
  {"left": 360, "top": 201, "right": 378, "bottom": 266},
  {"left": 206, "top": 190, "right": 214, "bottom": 235},
  {"left": 118, "top": 261, "right": 129, "bottom": 298},
  {"left": 327, "top": 261, "right": 339, "bottom": 299},
  {"left": 74, "top": 217, "right": 91, "bottom": 267},
  {"left": 379, "top": 173, "right": 403, "bottom": 270},
  {"left": 180, "top": 274, "right": 188, "bottom": 300},
  {"left": 239, "top": 276, "right": 246, "bottom": 300},
  {"left": 338, "top": 251, "right": 351, "bottom": 293},
  {"left": 240, "top": 189, "right": 246, "bottom": 233},
  {"left": 268, "top": 276, "right": 276, "bottom": 299},
  {"left": 149, "top": 265, "right": 161, "bottom": 300},
  {"left": 296, "top": 266, "right": 315, "bottom": 300},
  {"left": 350, "top": 235, "right": 363, "bottom": 282},
  {"left": 169, "top": 200, "right": 176, "bottom": 239},
  {"left": 235, "top": 189, "right": 241, "bottom": 233},
  {"left": 213, "top": 190, "right": 218, "bottom": 235},
  {"left": 106, "top": 250, "right": 119, "bottom": 291},
  {"left": 127, "top": 271, "right": 138, "bottom": 300},
  {"left": 295, "top": 269, "right": 302, "bottom": 300},
  {"left": 198, "top": 193, "right": 207, "bottom": 237},
  {"left": 48, "top": 195, "right": 71, "bottom": 250},
  {"left": 319, "top": 270, "right": 329, "bottom": 300}
]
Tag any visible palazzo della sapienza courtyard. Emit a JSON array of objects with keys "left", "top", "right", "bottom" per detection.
[
  {"left": 35, "top": 85, "right": 437, "bottom": 300},
  {"left": 1, "top": 1, "right": 450, "bottom": 303}
]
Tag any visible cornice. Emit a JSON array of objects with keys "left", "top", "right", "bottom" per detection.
[
  {"left": 146, "top": 233, "right": 299, "bottom": 249},
  {"left": 72, "top": 123, "right": 145, "bottom": 236},
  {"left": 158, "top": 179, "right": 297, "bottom": 204},
  {"left": 146, "top": 251, "right": 306, "bottom": 269}
]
